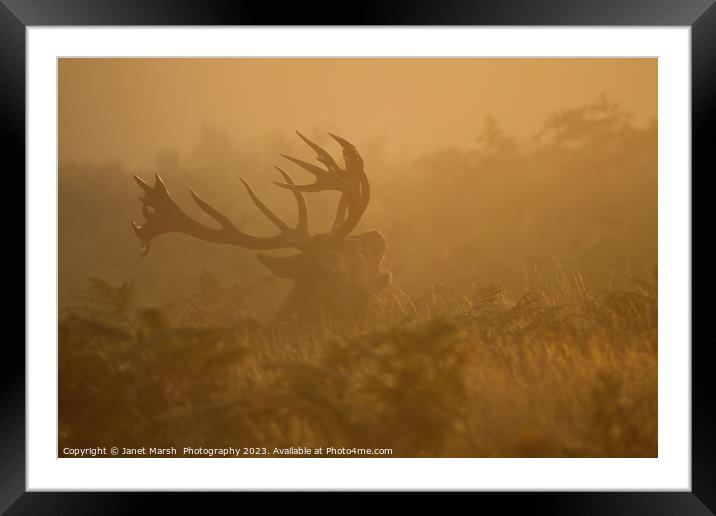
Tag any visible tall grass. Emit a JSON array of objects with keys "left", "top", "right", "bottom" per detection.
[{"left": 59, "top": 267, "right": 656, "bottom": 457}]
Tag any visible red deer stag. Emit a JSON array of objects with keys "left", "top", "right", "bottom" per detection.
[{"left": 131, "top": 132, "right": 391, "bottom": 325}]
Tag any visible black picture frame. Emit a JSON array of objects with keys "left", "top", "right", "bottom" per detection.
[{"left": 4, "top": 0, "right": 706, "bottom": 513}]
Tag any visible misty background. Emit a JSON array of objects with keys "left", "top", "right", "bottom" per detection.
[{"left": 59, "top": 58, "right": 657, "bottom": 316}]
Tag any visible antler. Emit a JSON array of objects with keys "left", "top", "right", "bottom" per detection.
[
  {"left": 131, "top": 132, "right": 370, "bottom": 256},
  {"left": 132, "top": 167, "right": 308, "bottom": 257},
  {"left": 277, "top": 131, "right": 369, "bottom": 237}
]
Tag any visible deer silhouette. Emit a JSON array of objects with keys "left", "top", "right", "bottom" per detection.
[{"left": 132, "top": 132, "right": 391, "bottom": 325}]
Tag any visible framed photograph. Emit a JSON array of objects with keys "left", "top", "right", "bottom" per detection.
[{"left": 6, "top": 0, "right": 706, "bottom": 511}]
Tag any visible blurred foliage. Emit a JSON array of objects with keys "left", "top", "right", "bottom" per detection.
[{"left": 59, "top": 267, "right": 657, "bottom": 457}]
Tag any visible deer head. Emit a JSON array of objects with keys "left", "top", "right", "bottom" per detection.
[{"left": 131, "top": 132, "right": 391, "bottom": 325}]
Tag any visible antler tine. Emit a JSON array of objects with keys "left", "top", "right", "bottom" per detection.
[
  {"left": 131, "top": 172, "right": 310, "bottom": 256},
  {"left": 133, "top": 173, "right": 152, "bottom": 194},
  {"left": 274, "top": 165, "right": 308, "bottom": 235},
  {"left": 328, "top": 133, "right": 364, "bottom": 168},
  {"left": 279, "top": 154, "right": 330, "bottom": 179},
  {"left": 131, "top": 133, "right": 370, "bottom": 256},
  {"left": 189, "top": 188, "right": 238, "bottom": 230},
  {"left": 328, "top": 133, "right": 365, "bottom": 181},
  {"left": 273, "top": 181, "right": 338, "bottom": 193},
  {"left": 277, "top": 132, "right": 371, "bottom": 237},
  {"left": 239, "top": 177, "right": 290, "bottom": 232},
  {"left": 277, "top": 155, "right": 350, "bottom": 192},
  {"left": 295, "top": 130, "right": 342, "bottom": 175},
  {"left": 326, "top": 133, "right": 370, "bottom": 237},
  {"left": 277, "top": 132, "right": 356, "bottom": 193}
]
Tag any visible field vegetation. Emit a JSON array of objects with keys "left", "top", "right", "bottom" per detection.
[{"left": 59, "top": 97, "right": 657, "bottom": 457}]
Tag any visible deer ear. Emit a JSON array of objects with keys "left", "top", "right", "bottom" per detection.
[{"left": 256, "top": 253, "right": 304, "bottom": 279}]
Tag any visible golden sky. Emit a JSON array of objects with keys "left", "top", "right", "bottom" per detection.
[{"left": 59, "top": 58, "right": 656, "bottom": 167}]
